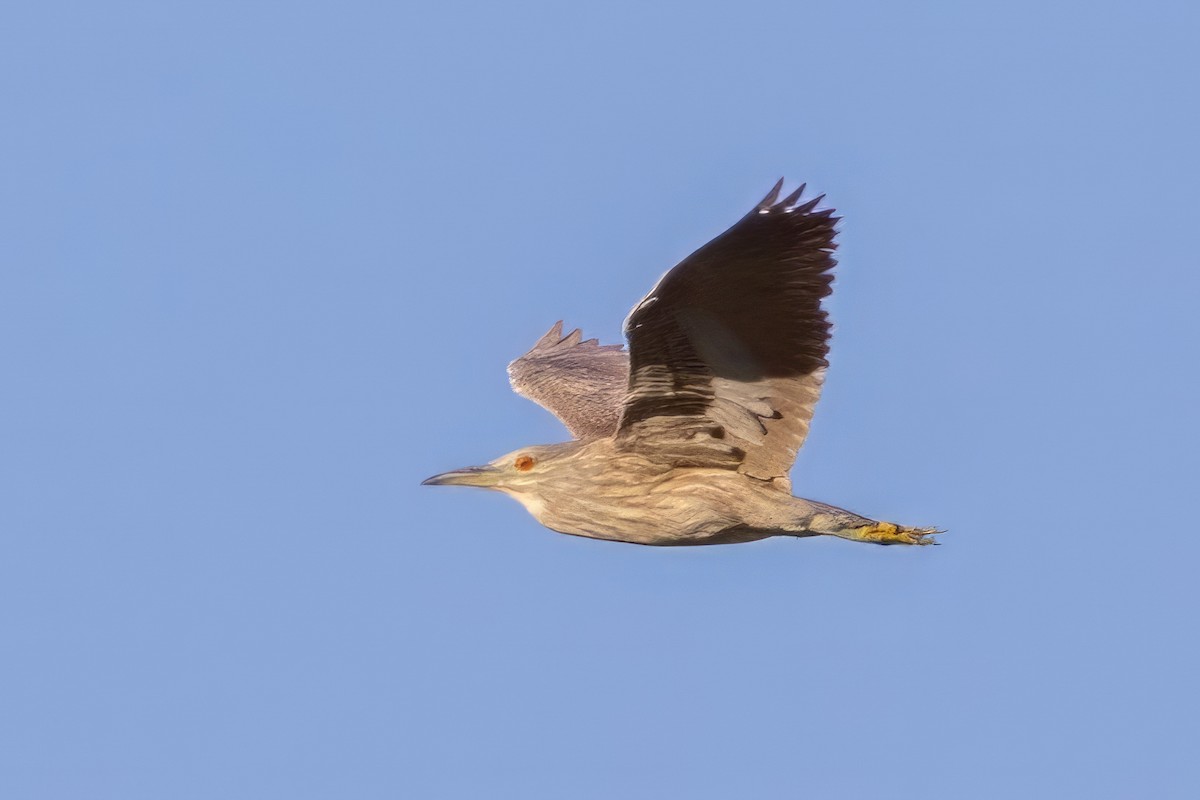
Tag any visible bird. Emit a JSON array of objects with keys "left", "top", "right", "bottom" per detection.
[{"left": 422, "top": 180, "right": 940, "bottom": 547}]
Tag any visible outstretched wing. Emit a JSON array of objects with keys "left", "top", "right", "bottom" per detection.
[
  {"left": 616, "top": 180, "right": 838, "bottom": 485},
  {"left": 508, "top": 321, "right": 629, "bottom": 440}
]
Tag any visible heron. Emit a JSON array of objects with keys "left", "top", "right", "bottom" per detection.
[{"left": 423, "top": 180, "right": 940, "bottom": 547}]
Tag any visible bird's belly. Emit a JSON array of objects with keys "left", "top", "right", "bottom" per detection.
[
  {"left": 552, "top": 517, "right": 774, "bottom": 546},
  {"left": 539, "top": 478, "right": 776, "bottom": 546}
]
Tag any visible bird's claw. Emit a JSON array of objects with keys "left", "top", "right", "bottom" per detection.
[{"left": 852, "top": 521, "right": 943, "bottom": 546}]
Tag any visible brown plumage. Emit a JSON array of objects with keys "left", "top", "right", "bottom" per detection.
[
  {"left": 617, "top": 179, "right": 834, "bottom": 483},
  {"left": 507, "top": 321, "right": 628, "bottom": 440},
  {"left": 424, "top": 180, "right": 940, "bottom": 547}
]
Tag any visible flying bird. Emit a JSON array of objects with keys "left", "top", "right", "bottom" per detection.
[{"left": 423, "top": 180, "right": 940, "bottom": 547}]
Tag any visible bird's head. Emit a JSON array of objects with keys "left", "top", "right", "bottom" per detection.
[{"left": 421, "top": 442, "right": 584, "bottom": 495}]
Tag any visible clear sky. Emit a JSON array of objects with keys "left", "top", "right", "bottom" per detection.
[{"left": 3, "top": 1, "right": 1198, "bottom": 797}]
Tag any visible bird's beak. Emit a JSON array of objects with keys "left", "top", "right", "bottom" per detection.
[{"left": 420, "top": 465, "right": 502, "bottom": 488}]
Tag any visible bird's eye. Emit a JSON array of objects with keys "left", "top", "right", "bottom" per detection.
[{"left": 514, "top": 455, "right": 535, "bottom": 472}]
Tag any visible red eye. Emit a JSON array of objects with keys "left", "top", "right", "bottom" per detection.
[{"left": 514, "top": 455, "right": 535, "bottom": 472}]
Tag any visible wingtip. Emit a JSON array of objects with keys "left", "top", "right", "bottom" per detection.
[
  {"left": 524, "top": 320, "right": 625, "bottom": 355},
  {"left": 757, "top": 180, "right": 833, "bottom": 215},
  {"left": 780, "top": 184, "right": 806, "bottom": 209},
  {"left": 758, "top": 178, "right": 785, "bottom": 209},
  {"left": 795, "top": 194, "right": 825, "bottom": 215},
  {"left": 533, "top": 320, "right": 565, "bottom": 349}
]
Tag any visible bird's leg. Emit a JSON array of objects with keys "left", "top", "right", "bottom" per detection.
[
  {"left": 799, "top": 502, "right": 941, "bottom": 546},
  {"left": 831, "top": 520, "right": 941, "bottom": 546}
]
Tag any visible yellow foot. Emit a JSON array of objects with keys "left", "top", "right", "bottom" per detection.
[{"left": 850, "top": 521, "right": 942, "bottom": 546}]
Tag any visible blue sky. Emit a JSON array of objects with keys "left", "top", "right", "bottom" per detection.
[{"left": 3, "top": 1, "right": 1199, "bottom": 797}]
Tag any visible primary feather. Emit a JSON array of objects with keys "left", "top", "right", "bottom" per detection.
[{"left": 507, "top": 321, "right": 628, "bottom": 440}]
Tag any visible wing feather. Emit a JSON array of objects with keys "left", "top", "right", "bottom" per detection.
[
  {"left": 616, "top": 181, "right": 838, "bottom": 483},
  {"left": 508, "top": 322, "right": 629, "bottom": 440}
]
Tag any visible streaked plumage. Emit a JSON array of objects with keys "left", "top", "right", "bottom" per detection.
[
  {"left": 507, "top": 321, "right": 628, "bottom": 441},
  {"left": 424, "top": 180, "right": 939, "bottom": 547}
]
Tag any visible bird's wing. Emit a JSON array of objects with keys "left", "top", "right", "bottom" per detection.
[
  {"left": 615, "top": 180, "right": 837, "bottom": 485},
  {"left": 508, "top": 321, "right": 630, "bottom": 440}
]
